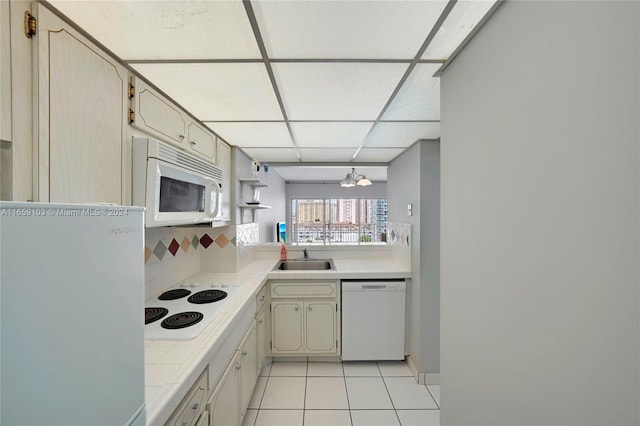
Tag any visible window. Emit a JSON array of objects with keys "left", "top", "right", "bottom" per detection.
[{"left": 290, "top": 198, "right": 388, "bottom": 245}]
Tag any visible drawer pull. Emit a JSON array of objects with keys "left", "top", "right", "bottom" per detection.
[{"left": 192, "top": 403, "right": 199, "bottom": 410}]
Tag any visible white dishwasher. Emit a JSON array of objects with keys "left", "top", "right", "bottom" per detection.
[{"left": 341, "top": 279, "right": 406, "bottom": 361}]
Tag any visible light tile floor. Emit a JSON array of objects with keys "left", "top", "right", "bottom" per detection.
[{"left": 243, "top": 360, "right": 440, "bottom": 426}]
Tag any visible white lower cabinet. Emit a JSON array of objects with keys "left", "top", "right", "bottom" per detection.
[
  {"left": 165, "top": 368, "right": 209, "bottom": 426},
  {"left": 207, "top": 320, "right": 258, "bottom": 426},
  {"left": 269, "top": 281, "right": 340, "bottom": 356},
  {"left": 208, "top": 351, "right": 240, "bottom": 426},
  {"left": 256, "top": 285, "right": 268, "bottom": 370}
]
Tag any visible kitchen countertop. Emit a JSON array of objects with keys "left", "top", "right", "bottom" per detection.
[{"left": 144, "top": 257, "right": 410, "bottom": 425}]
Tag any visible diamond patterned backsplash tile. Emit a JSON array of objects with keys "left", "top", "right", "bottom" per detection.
[
  {"left": 153, "top": 241, "right": 167, "bottom": 260},
  {"left": 215, "top": 233, "right": 230, "bottom": 248},
  {"left": 181, "top": 237, "right": 190, "bottom": 252},
  {"left": 144, "top": 247, "right": 153, "bottom": 263},
  {"left": 200, "top": 234, "right": 214, "bottom": 249},
  {"left": 387, "top": 222, "right": 411, "bottom": 246},
  {"left": 145, "top": 227, "right": 239, "bottom": 264},
  {"left": 167, "top": 239, "right": 180, "bottom": 256}
]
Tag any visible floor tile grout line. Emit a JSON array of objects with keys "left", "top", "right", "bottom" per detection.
[
  {"left": 425, "top": 384, "right": 440, "bottom": 410},
  {"left": 378, "top": 362, "right": 403, "bottom": 425},
  {"left": 302, "top": 360, "right": 308, "bottom": 425},
  {"left": 341, "top": 362, "right": 355, "bottom": 426}
]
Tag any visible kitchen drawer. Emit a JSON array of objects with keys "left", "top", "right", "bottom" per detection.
[
  {"left": 256, "top": 285, "right": 267, "bottom": 310},
  {"left": 165, "top": 367, "right": 208, "bottom": 426},
  {"left": 270, "top": 281, "right": 337, "bottom": 299}
]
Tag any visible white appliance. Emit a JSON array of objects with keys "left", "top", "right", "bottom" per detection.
[
  {"left": 132, "top": 137, "right": 223, "bottom": 227},
  {"left": 0, "top": 202, "right": 146, "bottom": 426},
  {"left": 341, "top": 280, "right": 406, "bottom": 361},
  {"left": 145, "top": 280, "right": 240, "bottom": 340}
]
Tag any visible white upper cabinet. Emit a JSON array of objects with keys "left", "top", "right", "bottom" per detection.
[
  {"left": 130, "top": 76, "right": 221, "bottom": 164},
  {"left": 35, "top": 4, "right": 127, "bottom": 204},
  {"left": 131, "top": 76, "right": 186, "bottom": 146},
  {"left": 187, "top": 122, "right": 216, "bottom": 161}
]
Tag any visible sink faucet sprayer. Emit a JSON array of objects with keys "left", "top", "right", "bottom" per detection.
[{"left": 303, "top": 248, "right": 309, "bottom": 259}]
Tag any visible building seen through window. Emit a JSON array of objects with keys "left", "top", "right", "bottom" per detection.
[{"left": 291, "top": 199, "right": 388, "bottom": 245}]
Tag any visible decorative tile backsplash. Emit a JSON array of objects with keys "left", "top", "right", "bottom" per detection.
[
  {"left": 387, "top": 222, "right": 411, "bottom": 270},
  {"left": 145, "top": 228, "right": 236, "bottom": 264},
  {"left": 237, "top": 222, "right": 259, "bottom": 246},
  {"left": 387, "top": 222, "right": 411, "bottom": 246},
  {"left": 144, "top": 223, "right": 260, "bottom": 297}
]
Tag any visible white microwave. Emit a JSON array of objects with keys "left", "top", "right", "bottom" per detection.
[{"left": 132, "top": 138, "right": 223, "bottom": 227}]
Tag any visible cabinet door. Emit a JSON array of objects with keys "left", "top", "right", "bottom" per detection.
[
  {"left": 239, "top": 322, "right": 257, "bottom": 421},
  {"left": 216, "top": 140, "right": 232, "bottom": 221},
  {"left": 271, "top": 301, "right": 304, "bottom": 354},
  {"left": 188, "top": 122, "right": 216, "bottom": 161},
  {"left": 36, "top": 5, "right": 127, "bottom": 203},
  {"left": 256, "top": 305, "right": 267, "bottom": 372},
  {"left": 304, "top": 301, "right": 337, "bottom": 353},
  {"left": 0, "top": 1, "right": 10, "bottom": 143},
  {"left": 209, "top": 352, "right": 240, "bottom": 426},
  {"left": 132, "top": 76, "right": 186, "bottom": 146}
]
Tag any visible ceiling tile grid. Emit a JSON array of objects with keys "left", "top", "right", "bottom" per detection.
[
  {"left": 204, "top": 122, "right": 293, "bottom": 148},
  {"left": 51, "top": 1, "right": 262, "bottom": 60},
  {"left": 252, "top": 0, "right": 449, "bottom": 59},
  {"left": 363, "top": 122, "right": 441, "bottom": 148},
  {"left": 291, "top": 122, "right": 374, "bottom": 148},
  {"left": 131, "top": 63, "right": 283, "bottom": 121},
  {"left": 271, "top": 63, "right": 409, "bottom": 121},
  {"left": 48, "top": 0, "right": 500, "bottom": 178}
]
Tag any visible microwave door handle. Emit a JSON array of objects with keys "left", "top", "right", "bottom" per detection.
[{"left": 209, "top": 182, "right": 221, "bottom": 219}]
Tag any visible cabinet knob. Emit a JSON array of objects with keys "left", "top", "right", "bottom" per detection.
[
  {"left": 190, "top": 140, "right": 196, "bottom": 146},
  {"left": 294, "top": 307, "right": 299, "bottom": 311},
  {"left": 179, "top": 134, "right": 185, "bottom": 141},
  {"left": 308, "top": 306, "right": 312, "bottom": 311},
  {"left": 258, "top": 319, "right": 263, "bottom": 324},
  {"left": 236, "top": 362, "right": 241, "bottom": 369},
  {"left": 192, "top": 403, "right": 199, "bottom": 410},
  {"left": 242, "top": 350, "right": 248, "bottom": 356}
]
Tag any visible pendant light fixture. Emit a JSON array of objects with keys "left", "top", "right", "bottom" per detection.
[{"left": 340, "top": 168, "right": 372, "bottom": 187}]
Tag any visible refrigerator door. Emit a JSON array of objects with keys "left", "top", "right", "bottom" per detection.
[{"left": 0, "top": 202, "right": 146, "bottom": 425}]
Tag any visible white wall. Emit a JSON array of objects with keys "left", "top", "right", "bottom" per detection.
[
  {"left": 235, "top": 148, "right": 287, "bottom": 243},
  {"left": 440, "top": 1, "right": 639, "bottom": 425},
  {"left": 388, "top": 140, "right": 440, "bottom": 378}
]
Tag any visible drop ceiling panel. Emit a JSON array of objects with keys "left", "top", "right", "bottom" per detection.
[
  {"left": 364, "top": 122, "right": 441, "bottom": 148},
  {"left": 273, "top": 63, "right": 407, "bottom": 120},
  {"left": 252, "top": 1, "right": 448, "bottom": 59},
  {"left": 422, "top": 0, "right": 498, "bottom": 60},
  {"left": 355, "top": 148, "right": 406, "bottom": 162},
  {"left": 206, "top": 122, "right": 293, "bottom": 148},
  {"left": 49, "top": 1, "right": 261, "bottom": 60},
  {"left": 299, "top": 148, "right": 357, "bottom": 162},
  {"left": 131, "top": 63, "right": 283, "bottom": 121},
  {"left": 242, "top": 148, "right": 300, "bottom": 163},
  {"left": 273, "top": 166, "right": 387, "bottom": 182},
  {"left": 292, "top": 122, "right": 374, "bottom": 148},
  {"left": 382, "top": 64, "right": 442, "bottom": 121}
]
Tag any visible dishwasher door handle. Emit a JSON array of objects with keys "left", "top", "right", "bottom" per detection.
[{"left": 362, "top": 285, "right": 387, "bottom": 290}]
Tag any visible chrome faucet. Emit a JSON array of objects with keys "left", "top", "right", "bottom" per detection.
[{"left": 303, "top": 248, "right": 309, "bottom": 259}]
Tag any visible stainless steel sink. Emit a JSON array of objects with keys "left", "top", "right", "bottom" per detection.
[{"left": 274, "top": 259, "right": 335, "bottom": 271}]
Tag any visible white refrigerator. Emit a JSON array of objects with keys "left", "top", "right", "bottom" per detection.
[{"left": 0, "top": 202, "right": 146, "bottom": 425}]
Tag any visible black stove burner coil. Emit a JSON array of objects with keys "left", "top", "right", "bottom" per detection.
[
  {"left": 145, "top": 307, "right": 169, "bottom": 324},
  {"left": 161, "top": 311, "right": 204, "bottom": 329},
  {"left": 188, "top": 289, "right": 228, "bottom": 304},
  {"left": 158, "top": 288, "right": 191, "bottom": 300}
]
